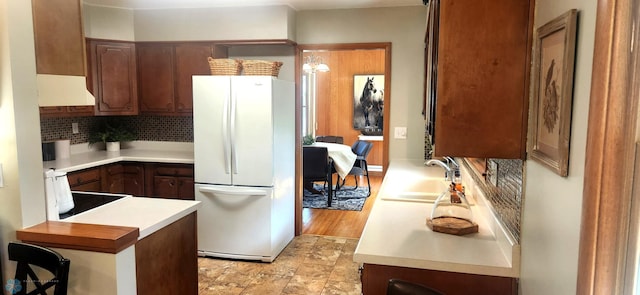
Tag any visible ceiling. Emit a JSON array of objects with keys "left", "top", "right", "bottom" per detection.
[{"left": 83, "top": 0, "right": 425, "bottom": 10}]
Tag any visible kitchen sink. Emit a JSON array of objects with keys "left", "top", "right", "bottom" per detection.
[
  {"left": 381, "top": 178, "right": 475, "bottom": 204},
  {"left": 381, "top": 178, "right": 449, "bottom": 203}
]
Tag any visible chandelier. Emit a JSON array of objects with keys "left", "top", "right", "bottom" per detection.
[{"left": 303, "top": 54, "right": 329, "bottom": 73}]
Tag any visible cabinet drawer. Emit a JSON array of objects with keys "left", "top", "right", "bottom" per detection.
[
  {"left": 67, "top": 168, "right": 101, "bottom": 186},
  {"left": 155, "top": 166, "right": 193, "bottom": 177},
  {"left": 71, "top": 180, "right": 102, "bottom": 192}
]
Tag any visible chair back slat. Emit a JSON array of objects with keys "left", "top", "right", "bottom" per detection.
[{"left": 8, "top": 242, "right": 70, "bottom": 295}]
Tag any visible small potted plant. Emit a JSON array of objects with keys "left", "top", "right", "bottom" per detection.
[
  {"left": 302, "top": 134, "right": 315, "bottom": 145},
  {"left": 88, "top": 117, "right": 137, "bottom": 151}
]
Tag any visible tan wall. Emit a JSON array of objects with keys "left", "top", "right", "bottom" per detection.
[
  {"left": 297, "top": 7, "right": 428, "bottom": 160},
  {"left": 0, "top": 0, "right": 47, "bottom": 282},
  {"left": 520, "top": 1, "right": 597, "bottom": 294}
]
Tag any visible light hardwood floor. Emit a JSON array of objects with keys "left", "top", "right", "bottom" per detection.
[{"left": 301, "top": 174, "right": 383, "bottom": 239}]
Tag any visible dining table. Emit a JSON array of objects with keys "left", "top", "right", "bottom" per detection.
[{"left": 312, "top": 142, "right": 357, "bottom": 180}]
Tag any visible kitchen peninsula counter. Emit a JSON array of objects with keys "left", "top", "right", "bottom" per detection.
[
  {"left": 354, "top": 159, "right": 520, "bottom": 294},
  {"left": 18, "top": 189, "right": 201, "bottom": 294}
]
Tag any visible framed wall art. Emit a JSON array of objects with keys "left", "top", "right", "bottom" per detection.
[
  {"left": 529, "top": 9, "right": 578, "bottom": 177},
  {"left": 353, "top": 74, "right": 384, "bottom": 131}
]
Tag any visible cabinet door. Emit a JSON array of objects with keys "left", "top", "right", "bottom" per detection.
[
  {"left": 138, "top": 45, "right": 176, "bottom": 114},
  {"left": 148, "top": 164, "right": 194, "bottom": 199},
  {"left": 92, "top": 41, "right": 138, "bottom": 115},
  {"left": 102, "top": 163, "right": 124, "bottom": 194},
  {"left": 174, "top": 44, "right": 213, "bottom": 114},
  {"left": 177, "top": 177, "right": 195, "bottom": 200},
  {"left": 433, "top": 0, "right": 531, "bottom": 159},
  {"left": 123, "top": 163, "right": 145, "bottom": 196},
  {"left": 153, "top": 176, "right": 179, "bottom": 199},
  {"left": 32, "top": 0, "right": 85, "bottom": 75}
]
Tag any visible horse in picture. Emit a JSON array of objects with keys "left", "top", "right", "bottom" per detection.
[{"left": 358, "top": 76, "right": 384, "bottom": 128}]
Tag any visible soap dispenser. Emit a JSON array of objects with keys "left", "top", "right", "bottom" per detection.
[{"left": 427, "top": 182, "right": 478, "bottom": 235}]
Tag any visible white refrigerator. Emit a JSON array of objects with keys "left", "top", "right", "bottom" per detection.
[{"left": 193, "top": 75, "right": 295, "bottom": 262}]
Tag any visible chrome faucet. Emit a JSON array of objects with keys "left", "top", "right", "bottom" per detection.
[
  {"left": 444, "top": 156, "right": 458, "bottom": 170},
  {"left": 425, "top": 157, "right": 461, "bottom": 183},
  {"left": 443, "top": 156, "right": 461, "bottom": 181},
  {"left": 424, "top": 159, "right": 454, "bottom": 181}
]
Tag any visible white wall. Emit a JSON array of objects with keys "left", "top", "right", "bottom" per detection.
[
  {"left": 84, "top": 5, "right": 135, "bottom": 41},
  {"left": 133, "top": 5, "right": 296, "bottom": 41},
  {"left": 228, "top": 45, "right": 296, "bottom": 83},
  {"left": 296, "top": 7, "right": 428, "bottom": 160},
  {"left": 0, "top": 0, "right": 47, "bottom": 282},
  {"left": 520, "top": 0, "right": 597, "bottom": 294}
]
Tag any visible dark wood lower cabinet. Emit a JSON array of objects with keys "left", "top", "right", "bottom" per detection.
[
  {"left": 67, "top": 167, "right": 102, "bottom": 192},
  {"left": 135, "top": 212, "right": 197, "bottom": 295},
  {"left": 67, "top": 162, "right": 194, "bottom": 199},
  {"left": 145, "top": 163, "right": 195, "bottom": 200},
  {"left": 101, "top": 162, "right": 145, "bottom": 195},
  {"left": 361, "top": 263, "right": 518, "bottom": 295},
  {"left": 123, "top": 163, "right": 145, "bottom": 196},
  {"left": 102, "top": 163, "right": 124, "bottom": 193}
]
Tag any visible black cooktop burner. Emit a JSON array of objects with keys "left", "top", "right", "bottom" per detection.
[{"left": 59, "top": 192, "right": 125, "bottom": 219}]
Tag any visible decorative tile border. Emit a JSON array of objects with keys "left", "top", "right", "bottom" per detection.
[{"left": 40, "top": 115, "right": 194, "bottom": 145}]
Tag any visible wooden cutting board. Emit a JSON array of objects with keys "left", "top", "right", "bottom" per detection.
[{"left": 426, "top": 217, "right": 478, "bottom": 235}]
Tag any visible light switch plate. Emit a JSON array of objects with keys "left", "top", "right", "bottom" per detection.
[
  {"left": 394, "top": 127, "right": 407, "bottom": 139},
  {"left": 72, "top": 122, "right": 79, "bottom": 134}
]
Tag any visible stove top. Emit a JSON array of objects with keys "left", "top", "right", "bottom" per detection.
[{"left": 59, "top": 192, "right": 126, "bottom": 219}]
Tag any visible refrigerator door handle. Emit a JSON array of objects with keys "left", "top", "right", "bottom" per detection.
[
  {"left": 222, "top": 94, "right": 231, "bottom": 174},
  {"left": 230, "top": 91, "right": 239, "bottom": 175},
  {"left": 198, "top": 186, "right": 267, "bottom": 197}
]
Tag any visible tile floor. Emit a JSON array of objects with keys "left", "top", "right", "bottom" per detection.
[{"left": 197, "top": 235, "right": 362, "bottom": 295}]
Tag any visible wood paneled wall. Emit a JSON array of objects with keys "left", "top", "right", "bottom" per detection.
[{"left": 305, "top": 49, "right": 385, "bottom": 165}]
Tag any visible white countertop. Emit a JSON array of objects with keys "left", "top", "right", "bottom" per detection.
[
  {"left": 43, "top": 141, "right": 199, "bottom": 239},
  {"left": 62, "top": 196, "right": 201, "bottom": 239},
  {"left": 354, "top": 159, "right": 520, "bottom": 278},
  {"left": 43, "top": 141, "right": 194, "bottom": 172}
]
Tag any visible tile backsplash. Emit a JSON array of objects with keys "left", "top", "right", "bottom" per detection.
[
  {"left": 40, "top": 115, "right": 194, "bottom": 145},
  {"left": 463, "top": 158, "right": 524, "bottom": 243}
]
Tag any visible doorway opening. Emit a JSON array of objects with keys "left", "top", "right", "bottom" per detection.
[{"left": 294, "top": 43, "right": 391, "bottom": 237}]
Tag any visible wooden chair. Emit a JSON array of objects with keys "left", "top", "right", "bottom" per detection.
[
  {"left": 303, "top": 146, "right": 336, "bottom": 207},
  {"left": 7, "top": 242, "right": 70, "bottom": 295}
]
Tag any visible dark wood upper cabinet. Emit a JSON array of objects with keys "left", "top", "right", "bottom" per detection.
[
  {"left": 175, "top": 44, "right": 227, "bottom": 113},
  {"left": 428, "top": 0, "right": 533, "bottom": 159},
  {"left": 87, "top": 40, "right": 138, "bottom": 116},
  {"left": 138, "top": 43, "right": 228, "bottom": 115},
  {"left": 32, "top": 0, "right": 85, "bottom": 76},
  {"left": 137, "top": 45, "right": 176, "bottom": 113}
]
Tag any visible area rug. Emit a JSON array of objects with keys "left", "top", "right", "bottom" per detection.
[{"left": 303, "top": 183, "right": 369, "bottom": 211}]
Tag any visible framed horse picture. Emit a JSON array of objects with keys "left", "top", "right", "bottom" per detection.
[{"left": 353, "top": 74, "right": 384, "bottom": 130}]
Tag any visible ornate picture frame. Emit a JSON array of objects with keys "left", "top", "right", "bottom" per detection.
[{"left": 529, "top": 9, "right": 578, "bottom": 177}]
